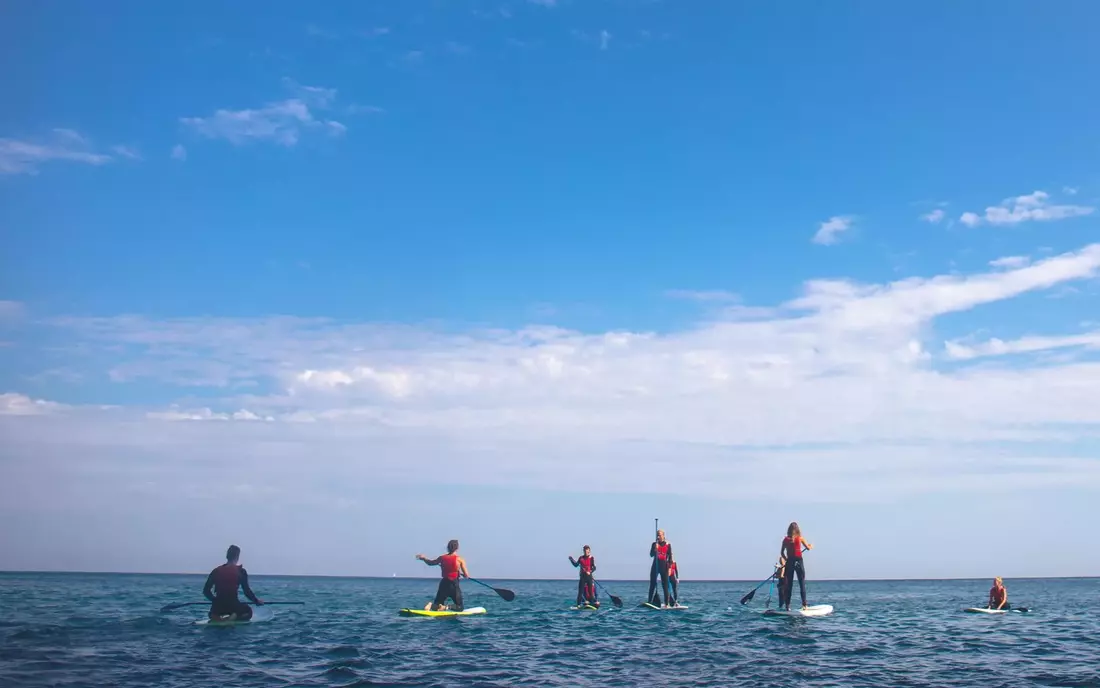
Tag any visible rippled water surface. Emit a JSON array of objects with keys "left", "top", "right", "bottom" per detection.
[{"left": 2, "top": 573, "right": 1098, "bottom": 687}]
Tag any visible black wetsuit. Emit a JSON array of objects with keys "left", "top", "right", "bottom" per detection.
[
  {"left": 203, "top": 563, "right": 260, "bottom": 619},
  {"left": 647, "top": 541, "right": 673, "bottom": 606},
  {"left": 571, "top": 555, "right": 598, "bottom": 606}
]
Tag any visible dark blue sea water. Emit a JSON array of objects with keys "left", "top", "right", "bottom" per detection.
[{"left": 1, "top": 573, "right": 1098, "bottom": 687}]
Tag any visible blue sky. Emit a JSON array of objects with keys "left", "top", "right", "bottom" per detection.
[{"left": 2, "top": 0, "right": 1100, "bottom": 581}]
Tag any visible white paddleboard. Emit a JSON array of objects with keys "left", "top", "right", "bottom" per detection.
[
  {"left": 764, "top": 604, "right": 833, "bottom": 617},
  {"left": 194, "top": 606, "right": 275, "bottom": 626},
  {"left": 964, "top": 607, "right": 1027, "bottom": 614},
  {"left": 641, "top": 602, "right": 689, "bottom": 610}
]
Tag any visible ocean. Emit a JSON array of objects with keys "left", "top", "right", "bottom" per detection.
[{"left": 1, "top": 573, "right": 1097, "bottom": 687}]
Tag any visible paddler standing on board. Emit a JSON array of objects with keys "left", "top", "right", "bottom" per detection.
[
  {"left": 569, "top": 545, "right": 600, "bottom": 608},
  {"left": 648, "top": 529, "right": 675, "bottom": 607},
  {"left": 988, "top": 577, "right": 1009, "bottom": 610},
  {"left": 779, "top": 522, "right": 812, "bottom": 611},
  {"left": 416, "top": 539, "right": 469, "bottom": 612},
  {"left": 203, "top": 545, "right": 264, "bottom": 621}
]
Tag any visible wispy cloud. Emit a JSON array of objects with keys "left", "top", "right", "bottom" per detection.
[
  {"left": 9, "top": 242, "right": 1100, "bottom": 532},
  {"left": 813, "top": 215, "right": 855, "bottom": 245},
  {"left": 362, "top": 27, "right": 391, "bottom": 38},
  {"left": 920, "top": 208, "right": 946, "bottom": 224},
  {"left": 170, "top": 144, "right": 187, "bottom": 161},
  {"left": 445, "top": 41, "right": 472, "bottom": 55},
  {"left": 1063, "top": 186, "right": 1079, "bottom": 196},
  {"left": 960, "top": 190, "right": 1094, "bottom": 227},
  {"left": 0, "top": 129, "right": 116, "bottom": 175},
  {"left": 600, "top": 30, "right": 611, "bottom": 50},
  {"left": 571, "top": 29, "right": 612, "bottom": 50},
  {"left": 989, "top": 255, "right": 1030, "bottom": 269},
  {"left": 181, "top": 82, "right": 346, "bottom": 147},
  {"left": 945, "top": 331, "right": 1100, "bottom": 361},
  {"left": 110, "top": 145, "right": 142, "bottom": 161},
  {"left": 665, "top": 289, "right": 740, "bottom": 303},
  {"left": 529, "top": 0, "right": 558, "bottom": 6},
  {"left": 0, "top": 393, "right": 66, "bottom": 416}
]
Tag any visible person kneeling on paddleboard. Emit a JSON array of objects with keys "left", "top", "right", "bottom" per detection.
[
  {"left": 988, "top": 577, "right": 1009, "bottom": 610},
  {"left": 569, "top": 545, "right": 599, "bottom": 608},
  {"left": 417, "top": 540, "right": 469, "bottom": 612},
  {"left": 203, "top": 545, "right": 264, "bottom": 621},
  {"left": 648, "top": 530, "right": 675, "bottom": 607},
  {"left": 779, "top": 522, "right": 812, "bottom": 611}
]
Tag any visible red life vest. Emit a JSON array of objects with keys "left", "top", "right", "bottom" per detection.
[
  {"left": 655, "top": 542, "right": 670, "bottom": 562},
  {"left": 578, "top": 555, "right": 595, "bottom": 575},
  {"left": 990, "top": 585, "right": 1006, "bottom": 606},
  {"left": 440, "top": 554, "right": 460, "bottom": 580},
  {"left": 668, "top": 561, "right": 678, "bottom": 577},
  {"left": 783, "top": 536, "right": 804, "bottom": 560},
  {"left": 212, "top": 563, "right": 240, "bottom": 599}
]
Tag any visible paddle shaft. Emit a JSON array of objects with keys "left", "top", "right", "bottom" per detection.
[
  {"left": 466, "top": 576, "right": 516, "bottom": 602},
  {"left": 160, "top": 601, "right": 302, "bottom": 612},
  {"left": 593, "top": 579, "right": 623, "bottom": 607}
]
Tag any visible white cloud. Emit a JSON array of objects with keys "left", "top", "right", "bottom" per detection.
[
  {"left": 110, "top": 145, "right": 142, "bottom": 161},
  {"left": 363, "top": 27, "right": 391, "bottom": 37},
  {"left": 171, "top": 144, "right": 187, "bottom": 161},
  {"left": 960, "top": 211, "right": 982, "bottom": 227},
  {"left": 529, "top": 0, "right": 558, "bottom": 6},
  {"left": 665, "top": 290, "right": 740, "bottom": 303},
  {"left": 960, "top": 190, "right": 1094, "bottom": 227},
  {"left": 921, "top": 209, "right": 946, "bottom": 224},
  {"left": 10, "top": 241, "right": 1100, "bottom": 523},
  {"left": 945, "top": 331, "right": 1100, "bottom": 361},
  {"left": 0, "top": 393, "right": 65, "bottom": 416},
  {"left": 600, "top": 30, "right": 611, "bottom": 50},
  {"left": 181, "top": 98, "right": 346, "bottom": 147},
  {"left": 1063, "top": 186, "right": 1079, "bottom": 196},
  {"left": 989, "top": 255, "right": 1029, "bottom": 269},
  {"left": 813, "top": 215, "right": 854, "bottom": 245},
  {"left": 0, "top": 129, "right": 115, "bottom": 175},
  {"left": 181, "top": 80, "right": 345, "bottom": 147}
]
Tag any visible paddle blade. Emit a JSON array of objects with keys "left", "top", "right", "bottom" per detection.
[
  {"left": 495, "top": 588, "right": 516, "bottom": 602},
  {"left": 610, "top": 595, "right": 623, "bottom": 608},
  {"left": 739, "top": 589, "right": 756, "bottom": 605},
  {"left": 159, "top": 601, "right": 205, "bottom": 613}
]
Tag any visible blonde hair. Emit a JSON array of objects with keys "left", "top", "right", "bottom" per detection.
[{"left": 994, "top": 577, "right": 1003, "bottom": 585}]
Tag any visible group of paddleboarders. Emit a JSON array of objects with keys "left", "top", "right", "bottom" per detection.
[{"left": 197, "top": 527, "right": 1012, "bottom": 620}]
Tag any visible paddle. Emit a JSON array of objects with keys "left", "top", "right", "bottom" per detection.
[
  {"left": 741, "top": 546, "right": 807, "bottom": 605},
  {"left": 159, "top": 601, "right": 303, "bottom": 613},
  {"left": 466, "top": 577, "right": 516, "bottom": 602},
  {"left": 594, "top": 579, "right": 623, "bottom": 608}
]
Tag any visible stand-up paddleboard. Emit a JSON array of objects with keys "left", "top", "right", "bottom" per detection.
[
  {"left": 570, "top": 604, "right": 599, "bottom": 611},
  {"left": 641, "top": 602, "right": 689, "bottom": 610},
  {"left": 964, "top": 607, "right": 1029, "bottom": 614},
  {"left": 399, "top": 606, "right": 487, "bottom": 618},
  {"left": 194, "top": 606, "right": 275, "bottom": 626},
  {"left": 763, "top": 604, "right": 833, "bottom": 617}
]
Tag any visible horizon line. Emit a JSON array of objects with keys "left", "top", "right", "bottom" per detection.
[{"left": 2, "top": 570, "right": 1096, "bottom": 583}]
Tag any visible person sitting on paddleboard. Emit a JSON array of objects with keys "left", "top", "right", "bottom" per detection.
[
  {"left": 648, "top": 529, "right": 674, "bottom": 607},
  {"left": 774, "top": 554, "right": 789, "bottom": 609},
  {"left": 203, "top": 544, "right": 264, "bottom": 621},
  {"left": 416, "top": 539, "right": 469, "bottom": 612},
  {"left": 779, "top": 522, "right": 812, "bottom": 611},
  {"left": 569, "top": 545, "right": 599, "bottom": 608},
  {"left": 668, "top": 558, "right": 680, "bottom": 606},
  {"left": 988, "top": 577, "right": 1009, "bottom": 610}
]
